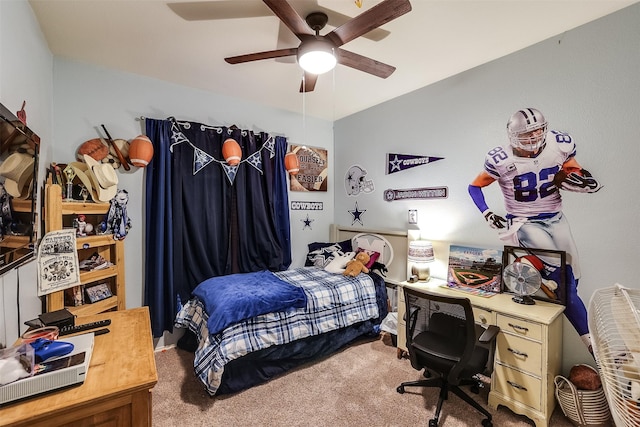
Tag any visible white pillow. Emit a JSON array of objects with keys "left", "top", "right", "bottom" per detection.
[{"left": 324, "top": 251, "right": 355, "bottom": 274}]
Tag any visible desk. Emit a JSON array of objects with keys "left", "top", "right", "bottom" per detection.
[
  {"left": 0, "top": 307, "right": 158, "bottom": 427},
  {"left": 397, "top": 280, "right": 564, "bottom": 427}
]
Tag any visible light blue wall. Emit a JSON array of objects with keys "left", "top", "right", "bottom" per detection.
[{"left": 334, "top": 4, "right": 640, "bottom": 371}]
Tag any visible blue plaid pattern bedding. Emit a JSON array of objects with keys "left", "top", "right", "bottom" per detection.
[{"left": 174, "top": 267, "right": 379, "bottom": 395}]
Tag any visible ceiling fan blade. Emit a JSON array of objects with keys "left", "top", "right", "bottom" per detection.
[
  {"left": 225, "top": 48, "right": 297, "bottom": 64},
  {"left": 299, "top": 72, "right": 318, "bottom": 93},
  {"left": 326, "top": 0, "right": 412, "bottom": 47},
  {"left": 336, "top": 49, "right": 396, "bottom": 79},
  {"left": 263, "top": 0, "right": 314, "bottom": 40},
  {"left": 319, "top": 8, "right": 390, "bottom": 42},
  {"left": 167, "top": 1, "right": 270, "bottom": 21}
]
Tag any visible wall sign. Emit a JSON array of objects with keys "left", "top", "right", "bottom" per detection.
[
  {"left": 384, "top": 186, "right": 448, "bottom": 201},
  {"left": 289, "top": 145, "right": 328, "bottom": 192},
  {"left": 386, "top": 153, "right": 444, "bottom": 175},
  {"left": 290, "top": 201, "right": 323, "bottom": 210}
]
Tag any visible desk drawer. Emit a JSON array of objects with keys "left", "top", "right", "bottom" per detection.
[
  {"left": 493, "top": 364, "right": 542, "bottom": 411},
  {"left": 496, "top": 332, "right": 542, "bottom": 376},
  {"left": 496, "top": 314, "right": 542, "bottom": 341},
  {"left": 473, "top": 306, "right": 495, "bottom": 326}
]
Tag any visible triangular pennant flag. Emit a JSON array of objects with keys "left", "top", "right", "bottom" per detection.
[
  {"left": 169, "top": 119, "right": 190, "bottom": 152},
  {"left": 222, "top": 164, "right": 238, "bottom": 185},
  {"left": 193, "top": 147, "right": 215, "bottom": 175},
  {"left": 246, "top": 151, "right": 263, "bottom": 174},
  {"left": 264, "top": 136, "right": 275, "bottom": 158},
  {"left": 386, "top": 153, "right": 445, "bottom": 174}
]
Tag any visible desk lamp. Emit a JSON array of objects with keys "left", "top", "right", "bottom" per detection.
[{"left": 408, "top": 240, "right": 434, "bottom": 282}]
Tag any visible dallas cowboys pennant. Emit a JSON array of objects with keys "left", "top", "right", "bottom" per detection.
[{"left": 386, "top": 153, "right": 444, "bottom": 174}]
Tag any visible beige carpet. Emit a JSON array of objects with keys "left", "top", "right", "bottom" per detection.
[{"left": 153, "top": 337, "right": 580, "bottom": 427}]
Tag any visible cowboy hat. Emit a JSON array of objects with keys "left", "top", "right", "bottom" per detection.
[
  {"left": 0, "top": 152, "right": 34, "bottom": 198},
  {"left": 69, "top": 161, "right": 98, "bottom": 202},
  {"left": 83, "top": 154, "right": 118, "bottom": 202}
]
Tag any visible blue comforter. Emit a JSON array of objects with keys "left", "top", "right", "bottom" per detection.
[{"left": 192, "top": 270, "right": 307, "bottom": 336}]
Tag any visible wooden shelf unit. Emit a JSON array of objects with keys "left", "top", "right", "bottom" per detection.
[{"left": 44, "top": 182, "right": 126, "bottom": 315}]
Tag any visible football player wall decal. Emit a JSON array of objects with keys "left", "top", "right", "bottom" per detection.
[{"left": 468, "top": 108, "right": 602, "bottom": 354}]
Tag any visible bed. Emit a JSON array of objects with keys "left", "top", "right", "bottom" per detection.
[{"left": 174, "top": 225, "right": 409, "bottom": 396}]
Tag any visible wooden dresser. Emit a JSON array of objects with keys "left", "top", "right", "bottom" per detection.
[
  {"left": 397, "top": 280, "right": 564, "bottom": 427},
  {"left": 0, "top": 307, "right": 158, "bottom": 427}
]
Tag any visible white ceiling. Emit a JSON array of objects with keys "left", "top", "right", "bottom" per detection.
[{"left": 29, "top": 0, "right": 636, "bottom": 121}]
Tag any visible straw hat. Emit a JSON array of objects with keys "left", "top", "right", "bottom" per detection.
[
  {"left": 0, "top": 152, "right": 34, "bottom": 198},
  {"left": 83, "top": 154, "right": 118, "bottom": 202}
]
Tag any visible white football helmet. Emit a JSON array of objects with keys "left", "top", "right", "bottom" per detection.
[
  {"left": 507, "top": 108, "right": 548, "bottom": 152},
  {"left": 345, "top": 165, "right": 374, "bottom": 196}
]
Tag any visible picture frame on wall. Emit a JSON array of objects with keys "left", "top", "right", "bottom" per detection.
[
  {"left": 85, "top": 283, "right": 112, "bottom": 303},
  {"left": 502, "top": 246, "right": 567, "bottom": 305}
]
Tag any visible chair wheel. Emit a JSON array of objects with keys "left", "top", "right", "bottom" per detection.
[
  {"left": 471, "top": 384, "right": 480, "bottom": 394},
  {"left": 396, "top": 386, "right": 405, "bottom": 394},
  {"left": 428, "top": 419, "right": 438, "bottom": 427},
  {"left": 481, "top": 418, "right": 493, "bottom": 427}
]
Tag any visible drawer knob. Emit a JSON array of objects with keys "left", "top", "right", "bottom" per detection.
[
  {"left": 507, "top": 380, "right": 528, "bottom": 391},
  {"left": 508, "top": 322, "right": 529, "bottom": 332},
  {"left": 478, "top": 315, "right": 487, "bottom": 324},
  {"left": 507, "top": 347, "right": 528, "bottom": 358}
]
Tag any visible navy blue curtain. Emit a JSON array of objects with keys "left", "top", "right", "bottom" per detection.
[{"left": 144, "top": 118, "right": 291, "bottom": 337}]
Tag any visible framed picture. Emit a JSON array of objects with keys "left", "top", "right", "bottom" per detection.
[
  {"left": 85, "top": 283, "right": 112, "bottom": 303},
  {"left": 502, "top": 246, "right": 567, "bottom": 305},
  {"left": 446, "top": 245, "right": 503, "bottom": 296}
]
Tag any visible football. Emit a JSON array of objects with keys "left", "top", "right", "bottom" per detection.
[{"left": 77, "top": 138, "right": 109, "bottom": 161}]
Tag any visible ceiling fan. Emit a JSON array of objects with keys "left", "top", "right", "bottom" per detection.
[{"left": 222, "top": 0, "right": 412, "bottom": 92}]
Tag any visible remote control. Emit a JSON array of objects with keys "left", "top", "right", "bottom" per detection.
[{"left": 59, "top": 319, "right": 111, "bottom": 336}]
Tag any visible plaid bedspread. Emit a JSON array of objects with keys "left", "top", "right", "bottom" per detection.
[{"left": 174, "top": 267, "right": 380, "bottom": 395}]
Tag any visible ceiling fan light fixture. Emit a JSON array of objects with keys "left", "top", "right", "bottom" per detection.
[{"left": 297, "top": 39, "right": 337, "bottom": 75}]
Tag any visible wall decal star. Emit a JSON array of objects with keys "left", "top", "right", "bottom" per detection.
[
  {"left": 348, "top": 202, "right": 367, "bottom": 226},
  {"left": 301, "top": 214, "right": 314, "bottom": 230}
]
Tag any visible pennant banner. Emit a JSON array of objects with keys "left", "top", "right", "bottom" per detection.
[
  {"left": 168, "top": 117, "right": 276, "bottom": 185},
  {"left": 383, "top": 186, "right": 448, "bottom": 202},
  {"left": 387, "top": 153, "right": 444, "bottom": 174}
]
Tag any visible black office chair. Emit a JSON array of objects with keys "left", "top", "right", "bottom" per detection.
[{"left": 396, "top": 287, "right": 500, "bottom": 427}]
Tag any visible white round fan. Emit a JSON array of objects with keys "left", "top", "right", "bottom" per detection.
[
  {"left": 502, "top": 261, "right": 542, "bottom": 305},
  {"left": 589, "top": 284, "right": 640, "bottom": 427}
]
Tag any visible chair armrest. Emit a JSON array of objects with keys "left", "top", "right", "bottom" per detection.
[{"left": 478, "top": 325, "right": 500, "bottom": 344}]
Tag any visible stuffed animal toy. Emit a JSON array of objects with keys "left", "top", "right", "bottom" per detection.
[
  {"left": 324, "top": 251, "right": 355, "bottom": 274},
  {"left": 343, "top": 251, "right": 370, "bottom": 277}
]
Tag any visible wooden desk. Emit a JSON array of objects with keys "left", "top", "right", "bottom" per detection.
[
  {"left": 0, "top": 307, "right": 158, "bottom": 427},
  {"left": 397, "top": 280, "right": 564, "bottom": 427}
]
